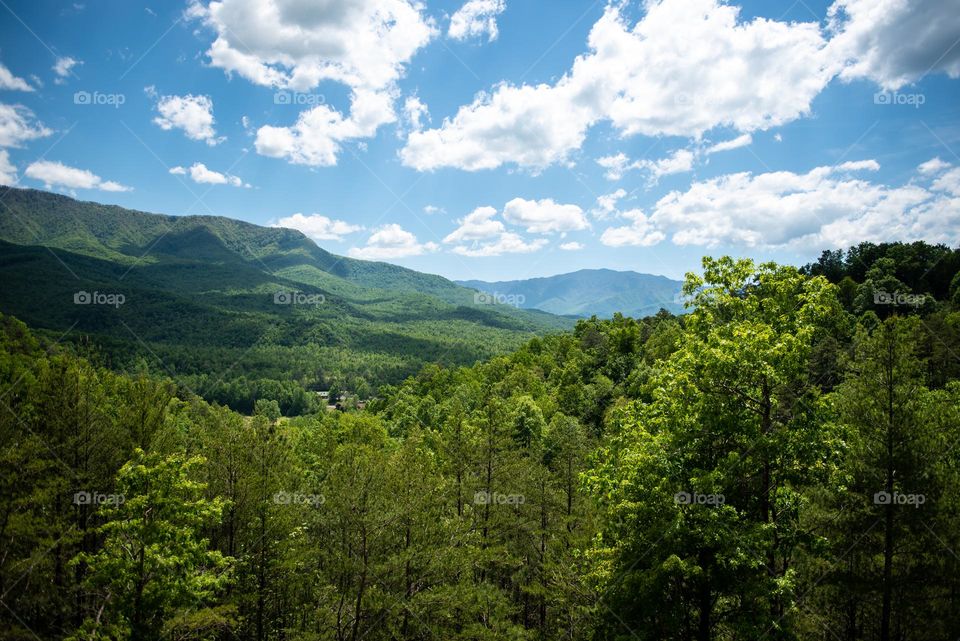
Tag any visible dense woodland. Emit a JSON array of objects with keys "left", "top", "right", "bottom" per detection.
[{"left": 2, "top": 242, "right": 960, "bottom": 640}]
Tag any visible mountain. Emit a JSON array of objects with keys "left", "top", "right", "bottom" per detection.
[
  {"left": 0, "top": 187, "right": 572, "bottom": 411},
  {"left": 458, "top": 268, "right": 685, "bottom": 318}
]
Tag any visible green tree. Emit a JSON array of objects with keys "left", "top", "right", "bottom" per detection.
[{"left": 70, "top": 449, "right": 231, "bottom": 641}]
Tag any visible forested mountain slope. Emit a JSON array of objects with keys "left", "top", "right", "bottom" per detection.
[
  {"left": 2, "top": 247, "right": 959, "bottom": 640},
  {"left": 0, "top": 187, "right": 571, "bottom": 412}
]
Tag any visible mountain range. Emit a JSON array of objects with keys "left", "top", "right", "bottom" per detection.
[
  {"left": 0, "top": 187, "right": 572, "bottom": 404},
  {"left": 458, "top": 269, "right": 685, "bottom": 318}
]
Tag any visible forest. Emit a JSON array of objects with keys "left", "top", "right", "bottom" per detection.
[{"left": 2, "top": 242, "right": 960, "bottom": 641}]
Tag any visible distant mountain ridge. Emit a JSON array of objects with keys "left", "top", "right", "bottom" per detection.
[
  {"left": 458, "top": 268, "right": 685, "bottom": 318},
  {"left": 0, "top": 187, "right": 572, "bottom": 405}
]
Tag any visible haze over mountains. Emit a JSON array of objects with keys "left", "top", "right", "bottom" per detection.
[{"left": 459, "top": 269, "right": 685, "bottom": 318}]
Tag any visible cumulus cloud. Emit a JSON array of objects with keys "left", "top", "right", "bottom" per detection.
[
  {"left": 600, "top": 209, "right": 666, "bottom": 247},
  {"left": 592, "top": 188, "right": 626, "bottom": 220},
  {"left": 348, "top": 223, "right": 438, "bottom": 260},
  {"left": 502, "top": 197, "right": 589, "bottom": 233},
  {"left": 918, "top": 157, "right": 950, "bottom": 175},
  {"left": 443, "top": 205, "right": 504, "bottom": 243},
  {"left": 448, "top": 0, "right": 506, "bottom": 42},
  {"left": 153, "top": 94, "right": 221, "bottom": 145},
  {"left": 402, "top": 0, "right": 960, "bottom": 173},
  {"left": 188, "top": 0, "right": 436, "bottom": 165},
  {"left": 451, "top": 232, "right": 547, "bottom": 257},
  {"left": 705, "top": 133, "right": 752, "bottom": 154},
  {"left": 273, "top": 212, "right": 364, "bottom": 242},
  {"left": 402, "top": 0, "right": 834, "bottom": 171},
  {"left": 0, "top": 104, "right": 52, "bottom": 147},
  {"left": 0, "top": 62, "right": 33, "bottom": 91},
  {"left": 52, "top": 56, "right": 81, "bottom": 83},
  {"left": 643, "top": 160, "right": 959, "bottom": 250},
  {"left": 0, "top": 150, "right": 17, "bottom": 185},
  {"left": 255, "top": 88, "right": 394, "bottom": 166},
  {"left": 403, "top": 95, "right": 429, "bottom": 132},
  {"left": 170, "top": 162, "right": 250, "bottom": 187},
  {"left": 442, "top": 201, "right": 557, "bottom": 255},
  {"left": 559, "top": 241, "right": 584, "bottom": 251},
  {"left": 827, "top": 0, "right": 960, "bottom": 90},
  {"left": 25, "top": 160, "right": 131, "bottom": 192}
]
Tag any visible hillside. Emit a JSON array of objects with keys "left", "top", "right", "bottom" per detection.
[
  {"left": 0, "top": 187, "right": 572, "bottom": 412},
  {"left": 458, "top": 268, "right": 685, "bottom": 317}
]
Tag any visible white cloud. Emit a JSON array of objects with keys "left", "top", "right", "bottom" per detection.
[
  {"left": 52, "top": 56, "right": 81, "bottom": 83},
  {"left": 273, "top": 212, "right": 364, "bottom": 241},
  {"left": 451, "top": 231, "right": 546, "bottom": 257},
  {"left": 189, "top": 0, "right": 435, "bottom": 165},
  {"left": 835, "top": 159, "right": 880, "bottom": 172},
  {"left": 932, "top": 167, "right": 960, "bottom": 196},
  {"left": 636, "top": 149, "right": 696, "bottom": 182},
  {"left": 502, "top": 197, "right": 589, "bottom": 233},
  {"left": 170, "top": 162, "right": 250, "bottom": 187},
  {"left": 403, "top": 95, "right": 429, "bottom": 132},
  {"left": 448, "top": 0, "right": 506, "bottom": 42},
  {"left": 443, "top": 205, "right": 504, "bottom": 243},
  {"left": 153, "top": 94, "right": 221, "bottom": 145},
  {"left": 918, "top": 157, "right": 950, "bottom": 175},
  {"left": 255, "top": 88, "right": 394, "bottom": 165},
  {"left": 600, "top": 209, "right": 666, "bottom": 247},
  {"left": 559, "top": 241, "right": 584, "bottom": 251},
  {"left": 645, "top": 160, "right": 960, "bottom": 249},
  {"left": 592, "top": 188, "right": 626, "bottom": 220},
  {"left": 423, "top": 204, "right": 445, "bottom": 215},
  {"left": 0, "top": 150, "right": 17, "bottom": 185},
  {"left": 25, "top": 160, "right": 131, "bottom": 192},
  {"left": 402, "top": 0, "right": 835, "bottom": 171},
  {"left": 191, "top": 0, "right": 435, "bottom": 92},
  {"left": 705, "top": 133, "right": 752, "bottom": 154},
  {"left": 0, "top": 104, "right": 53, "bottom": 148},
  {"left": 0, "top": 62, "right": 33, "bottom": 91},
  {"left": 348, "top": 223, "right": 438, "bottom": 260},
  {"left": 827, "top": 0, "right": 960, "bottom": 90}
]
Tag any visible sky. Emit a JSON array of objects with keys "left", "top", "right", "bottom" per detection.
[{"left": 0, "top": 0, "right": 959, "bottom": 284}]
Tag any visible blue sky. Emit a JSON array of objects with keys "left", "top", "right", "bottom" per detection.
[{"left": 0, "top": 0, "right": 958, "bottom": 283}]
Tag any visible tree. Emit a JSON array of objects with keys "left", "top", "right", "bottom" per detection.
[
  {"left": 70, "top": 450, "right": 232, "bottom": 641},
  {"left": 591, "top": 257, "right": 845, "bottom": 640}
]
